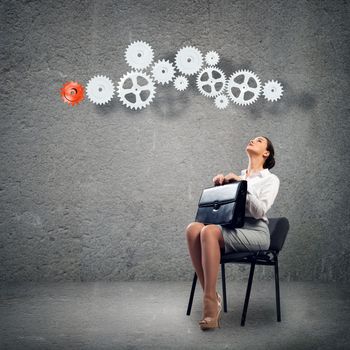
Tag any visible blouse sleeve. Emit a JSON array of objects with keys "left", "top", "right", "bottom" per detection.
[{"left": 245, "top": 177, "right": 280, "bottom": 219}]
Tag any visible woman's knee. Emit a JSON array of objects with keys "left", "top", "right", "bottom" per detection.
[{"left": 200, "top": 224, "right": 221, "bottom": 243}]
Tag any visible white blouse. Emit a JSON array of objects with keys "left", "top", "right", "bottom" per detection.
[{"left": 239, "top": 168, "right": 280, "bottom": 225}]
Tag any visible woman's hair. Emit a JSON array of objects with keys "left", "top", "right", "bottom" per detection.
[{"left": 262, "top": 136, "right": 275, "bottom": 169}]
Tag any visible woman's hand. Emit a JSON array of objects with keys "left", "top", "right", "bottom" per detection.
[
  {"left": 212, "top": 174, "right": 225, "bottom": 186},
  {"left": 224, "top": 172, "right": 241, "bottom": 183}
]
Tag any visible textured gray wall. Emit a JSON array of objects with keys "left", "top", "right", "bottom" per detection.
[{"left": 0, "top": 0, "right": 349, "bottom": 282}]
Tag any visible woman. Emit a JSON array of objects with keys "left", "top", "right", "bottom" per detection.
[{"left": 185, "top": 136, "right": 280, "bottom": 330}]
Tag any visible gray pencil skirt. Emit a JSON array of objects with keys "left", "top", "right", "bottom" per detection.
[{"left": 217, "top": 217, "right": 270, "bottom": 254}]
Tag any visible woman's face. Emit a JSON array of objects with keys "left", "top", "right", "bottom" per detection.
[{"left": 246, "top": 136, "right": 269, "bottom": 157}]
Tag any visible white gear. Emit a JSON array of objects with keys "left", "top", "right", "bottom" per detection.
[
  {"left": 117, "top": 71, "right": 156, "bottom": 110},
  {"left": 215, "top": 94, "right": 229, "bottom": 109},
  {"left": 174, "top": 46, "right": 203, "bottom": 75},
  {"left": 151, "top": 59, "right": 176, "bottom": 85},
  {"left": 86, "top": 75, "right": 115, "bottom": 105},
  {"left": 196, "top": 67, "right": 227, "bottom": 98},
  {"left": 125, "top": 40, "right": 154, "bottom": 70},
  {"left": 227, "top": 69, "right": 261, "bottom": 106},
  {"left": 205, "top": 51, "right": 220, "bottom": 66},
  {"left": 262, "top": 80, "right": 284, "bottom": 102},
  {"left": 174, "top": 76, "right": 189, "bottom": 91}
]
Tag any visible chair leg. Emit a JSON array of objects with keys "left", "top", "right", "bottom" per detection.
[
  {"left": 186, "top": 272, "right": 197, "bottom": 316},
  {"left": 241, "top": 257, "right": 256, "bottom": 326},
  {"left": 274, "top": 253, "right": 281, "bottom": 322},
  {"left": 221, "top": 262, "right": 227, "bottom": 313}
]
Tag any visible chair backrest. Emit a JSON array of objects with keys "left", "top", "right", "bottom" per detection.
[{"left": 268, "top": 217, "right": 290, "bottom": 252}]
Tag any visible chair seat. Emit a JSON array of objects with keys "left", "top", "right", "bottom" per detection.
[
  {"left": 221, "top": 250, "right": 276, "bottom": 265},
  {"left": 221, "top": 251, "right": 255, "bottom": 261}
]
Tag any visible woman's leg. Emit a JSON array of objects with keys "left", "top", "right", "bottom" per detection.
[
  {"left": 200, "top": 224, "right": 225, "bottom": 318},
  {"left": 185, "top": 222, "right": 205, "bottom": 290}
]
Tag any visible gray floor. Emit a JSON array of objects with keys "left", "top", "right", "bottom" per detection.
[{"left": 0, "top": 280, "right": 349, "bottom": 349}]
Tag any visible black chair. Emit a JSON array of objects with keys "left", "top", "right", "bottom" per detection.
[{"left": 186, "top": 217, "right": 290, "bottom": 326}]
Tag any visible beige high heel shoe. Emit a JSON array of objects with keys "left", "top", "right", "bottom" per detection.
[
  {"left": 198, "top": 292, "right": 222, "bottom": 324},
  {"left": 199, "top": 293, "right": 222, "bottom": 330}
]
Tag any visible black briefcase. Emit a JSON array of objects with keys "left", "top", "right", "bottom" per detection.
[{"left": 195, "top": 181, "right": 247, "bottom": 228}]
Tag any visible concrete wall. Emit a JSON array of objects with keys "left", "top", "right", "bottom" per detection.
[{"left": 0, "top": 0, "right": 349, "bottom": 282}]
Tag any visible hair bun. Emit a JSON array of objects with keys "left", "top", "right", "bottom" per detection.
[
  {"left": 262, "top": 136, "right": 276, "bottom": 169},
  {"left": 265, "top": 155, "right": 275, "bottom": 169}
]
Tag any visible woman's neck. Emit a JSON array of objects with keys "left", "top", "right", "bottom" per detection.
[{"left": 247, "top": 157, "right": 264, "bottom": 175}]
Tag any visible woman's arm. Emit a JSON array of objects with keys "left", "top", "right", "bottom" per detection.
[{"left": 245, "top": 177, "right": 280, "bottom": 219}]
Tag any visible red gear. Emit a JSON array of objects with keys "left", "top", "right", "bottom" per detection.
[{"left": 60, "top": 81, "right": 85, "bottom": 106}]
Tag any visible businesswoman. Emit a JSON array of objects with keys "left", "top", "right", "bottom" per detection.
[{"left": 185, "top": 136, "right": 280, "bottom": 330}]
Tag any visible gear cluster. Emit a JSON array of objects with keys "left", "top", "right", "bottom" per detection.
[{"left": 60, "top": 40, "right": 284, "bottom": 109}]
